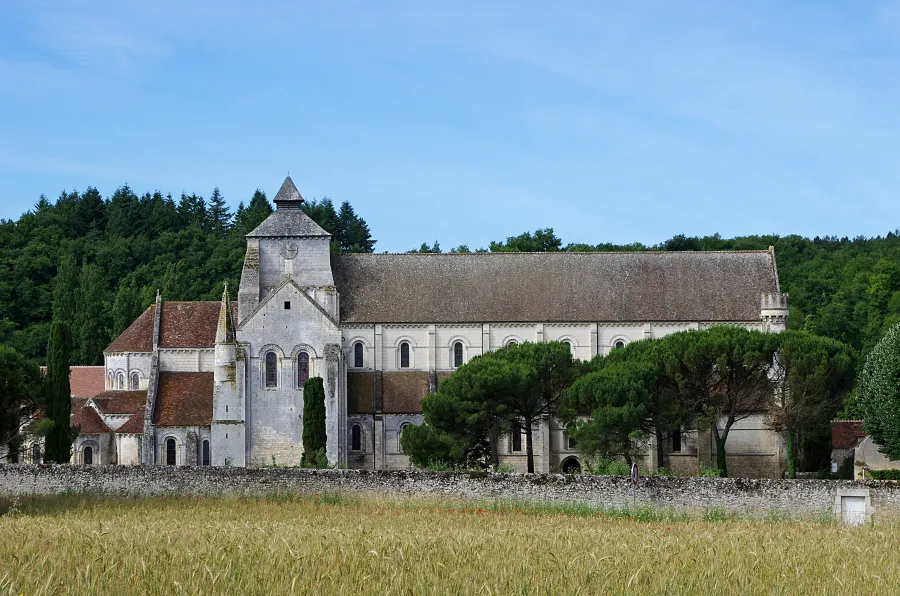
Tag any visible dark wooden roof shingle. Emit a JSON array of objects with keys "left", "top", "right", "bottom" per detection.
[
  {"left": 154, "top": 372, "right": 213, "bottom": 427},
  {"left": 332, "top": 251, "right": 779, "bottom": 323}
]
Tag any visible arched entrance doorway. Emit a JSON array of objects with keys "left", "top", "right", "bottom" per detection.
[{"left": 561, "top": 457, "right": 581, "bottom": 474}]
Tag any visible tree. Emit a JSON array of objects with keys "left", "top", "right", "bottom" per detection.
[
  {"left": 769, "top": 330, "right": 854, "bottom": 478},
  {"left": 409, "top": 240, "right": 441, "bottom": 254},
  {"left": 75, "top": 260, "right": 108, "bottom": 365},
  {"left": 489, "top": 228, "right": 562, "bottom": 252},
  {"left": 301, "top": 377, "right": 327, "bottom": 467},
  {"left": 337, "top": 201, "right": 375, "bottom": 252},
  {"left": 501, "top": 342, "right": 578, "bottom": 473},
  {"left": 667, "top": 326, "right": 778, "bottom": 477},
  {"left": 44, "top": 320, "right": 73, "bottom": 463},
  {"left": 111, "top": 277, "right": 145, "bottom": 338},
  {"left": 858, "top": 323, "right": 900, "bottom": 461},
  {"left": 0, "top": 346, "right": 42, "bottom": 462},
  {"left": 208, "top": 187, "right": 232, "bottom": 236},
  {"left": 563, "top": 339, "right": 686, "bottom": 469},
  {"left": 563, "top": 360, "right": 654, "bottom": 465},
  {"left": 53, "top": 252, "right": 78, "bottom": 327},
  {"left": 233, "top": 190, "right": 272, "bottom": 235}
]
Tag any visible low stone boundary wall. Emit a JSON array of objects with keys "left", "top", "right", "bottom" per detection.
[{"left": 2, "top": 465, "right": 899, "bottom": 518}]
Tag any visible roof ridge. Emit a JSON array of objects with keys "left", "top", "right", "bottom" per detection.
[{"left": 337, "top": 250, "right": 773, "bottom": 256}]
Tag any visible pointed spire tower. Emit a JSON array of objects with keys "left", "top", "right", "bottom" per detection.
[
  {"left": 215, "top": 283, "right": 235, "bottom": 344},
  {"left": 238, "top": 174, "right": 337, "bottom": 322}
]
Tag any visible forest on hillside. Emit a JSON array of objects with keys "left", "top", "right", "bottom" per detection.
[{"left": 2, "top": 185, "right": 899, "bottom": 392}]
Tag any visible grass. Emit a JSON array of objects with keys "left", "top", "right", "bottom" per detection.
[{"left": 1, "top": 493, "right": 899, "bottom": 594}]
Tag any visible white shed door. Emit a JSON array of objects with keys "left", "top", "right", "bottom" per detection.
[{"left": 841, "top": 496, "right": 866, "bottom": 525}]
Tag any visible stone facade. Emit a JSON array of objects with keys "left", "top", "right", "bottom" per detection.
[{"left": 60, "top": 175, "right": 793, "bottom": 476}]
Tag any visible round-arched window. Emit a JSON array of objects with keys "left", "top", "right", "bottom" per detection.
[
  {"left": 83, "top": 446, "right": 93, "bottom": 466},
  {"left": 297, "top": 352, "right": 310, "bottom": 385},
  {"left": 399, "top": 342, "right": 410, "bottom": 368},
  {"left": 353, "top": 342, "right": 364, "bottom": 368},
  {"left": 506, "top": 340, "right": 518, "bottom": 347},
  {"left": 453, "top": 342, "right": 464, "bottom": 368},
  {"left": 264, "top": 351, "right": 278, "bottom": 388},
  {"left": 130, "top": 373, "right": 140, "bottom": 390},
  {"left": 614, "top": 339, "right": 626, "bottom": 350},
  {"left": 116, "top": 373, "right": 125, "bottom": 390},
  {"left": 350, "top": 424, "right": 362, "bottom": 451},
  {"left": 166, "top": 438, "right": 177, "bottom": 466}
]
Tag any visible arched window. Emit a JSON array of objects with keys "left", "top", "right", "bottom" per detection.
[
  {"left": 613, "top": 339, "right": 626, "bottom": 350},
  {"left": 116, "top": 373, "right": 125, "bottom": 390},
  {"left": 297, "top": 352, "right": 310, "bottom": 385},
  {"left": 453, "top": 342, "right": 463, "bottom": 368},
  {"left": 83, "top": 446, "right": 93, "bottom": 465},
  {"left": 264, "top": 351, "right": 278, "bottom": 388},
  {"left": 353, "top": 342, "right": 364, "bottom": 368},
  {"left": 399, "top": 342, "right": 410, "bottom": 368},
  {"left": 506, "top": 340, "right": 518, "bottom": 347},
  {"left": 398, "top": 423, "right": 411, "bottom": 452},
  {"left": 130, "top": 373, "right": 140, "bottom": 390},
  {"left": 32, "top": 444, "right": 41, "bottom": 464},
  {"left": 511, "top": 423, "right": 522, "bottom": 452},
  {"left": 107, "top": 372, "right": 113, "bottom": 389},
  {"left": 166, "top": 438, "right": 177, "bottom": 466},
  {"left": 202, "top": 440, "right": 210, "bottom": 466},
  {"left": 562, "top": 340, "right": 573, "bottom": 354},
  {"left": 350, "top": 424, "right": 362, "bottom": 451}
]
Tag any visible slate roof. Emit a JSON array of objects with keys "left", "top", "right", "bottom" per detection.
[
  {"left": 71, "top": 399, "right": 111, "bottom": 434},
  {"left": 92, "top": 390, "right": 147, "bottom": 415},
  {"left": 832, "top": 420, "right": 867, "bottom": 450},
  {"left": 116, "top": 408, "right": 146, "bottom": 434},
  {"left": 247, "top": 176, "right": 330, "bottom": 238},
  {"left": 154, "top": 372, "right": 214, "bottom": 427},
  {"left": 105, "top": 305, "right": 155, "bottom": 353},
  {"left": 332, "top": 251, "right": 780, "bottom": 323},
  {"left": 105, "top": 302, "right": 236, "bottom": 352}
]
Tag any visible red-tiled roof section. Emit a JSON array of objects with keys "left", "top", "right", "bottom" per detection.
[
  {"left": 159, "top": 302, "right": 237, "bottom": 348},
  {"left": 92, "top": 390, "right": 147, "bottom": 415},
  {"left": 71, "top": 399, "right": 111, "bottom": 434},
  {"left": 69, "top": 366, "right": 106, "bottom": 398},
  {"left": 105, "top": 305, "right": 155, "bottom": 353},
  {"left": 154, "top": 372, "right": 213, "bottom": 426},
  {"left": 39, "top": 366, "right": 107, "bottom": 398},
  {"left": 832, "top": 420, "right": 867, "bottom": 450},
  {"left": 116, "top": 408, "right": 146, "bottom": 434}
]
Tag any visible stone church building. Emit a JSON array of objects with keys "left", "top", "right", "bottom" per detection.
[{"left": 53, "top": 176, "right": 791, "bottom": 476}]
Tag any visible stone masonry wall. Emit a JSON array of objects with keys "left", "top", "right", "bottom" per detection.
[{"left": 2, "top": 466, "right": 900, "bottom": 518}]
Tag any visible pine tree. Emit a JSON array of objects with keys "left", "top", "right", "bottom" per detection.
[
  {"left": 301, "top": 377, "right": 327, "bottom": 467},
  {"left": 208, "top": 187, "right": 232, "bottom": 236},
  {"left": 76, "top": 260, "right": 108, "bottom": 365},
  {"left": 44, "top": 320, "right": 73, "bottom": 463},
  {"left": 337, "top": 201, "right": 375, "bottom": 252},
  {"left": 161, "top": 263, "right": 187, "bottom": 301},
  {"left": 234, "top": 190, "right": 272, "bottom": 235}
]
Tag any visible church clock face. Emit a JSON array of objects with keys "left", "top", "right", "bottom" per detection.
[{"left": 282, "top": 242, "right": 299, "bottom": 260}]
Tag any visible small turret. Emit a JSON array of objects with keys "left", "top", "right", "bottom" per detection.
[
  {"left": 761, "top": 293, "right": 789, "bottom": 331},
  {"left": 215, "top": 284, "right": 236, "bottom": 373}
]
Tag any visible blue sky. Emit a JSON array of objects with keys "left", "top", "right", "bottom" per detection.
[{"left": 1, "top": 1, "right": 900, "bottom": 252}]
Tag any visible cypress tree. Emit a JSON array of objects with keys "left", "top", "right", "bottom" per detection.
[
  {"left": 301, "top": 377, "right": 327, "bottom": 467},
  {"left": 76, "top": 260, "right": 107, "bottom": 365},
  {"left": 53, "top": 252, "right": 79, "bottom": 327},
  {"left": 44, "top": 320, "right": 73, "bottom": 463}
]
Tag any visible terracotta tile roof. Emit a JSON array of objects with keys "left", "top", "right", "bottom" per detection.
[
  {"left": 832, "top": 420, "right": 867, "bottom": 450},
  {"left": 159, "top": 302, "right": 236, "bottom": 348},
  {"left": 71, "top": 399, "right": 111, "bottom": 434},
  {"left": 154, "top": 372, "right": 213, "bottom": 427},
  {"left": 382, "top": 372, "right": 430, "bottom": 413},
  {"left": 105, "top": 305, "right": 155, "bottom": 353},
  {"left": 92, "top": 390, "right": 147, "bottom": 415},
  {"left": 347, "top": 371, "right": 380, "bottom": 414},
  {"left": 332, "top": 251, "right": 780, "bottom": 323},
  {"left": 69, "top": 366, "right": 106, "bottom": 398},
  {"left": 39, "top": 366, "right": 107, "bottom": 398},
  {"left": 116, "top": 408, "right": 146, "bottom": 434}
]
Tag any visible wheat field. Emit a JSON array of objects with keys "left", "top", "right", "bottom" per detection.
[{"left": 1, "top": 494, "right": 898, "bottom": 594}]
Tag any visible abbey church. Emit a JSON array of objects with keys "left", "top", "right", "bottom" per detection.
[{"left": 48, "top": 176, "right": 791, "bottom": 476}]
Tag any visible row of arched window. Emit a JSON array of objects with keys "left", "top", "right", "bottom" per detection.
[
  {"left": 263, "top": 351, "right": 311, "bottom": 389},
  {"left": 163, "top": 437, "right": 211, "bottom": 466},
  {"left": 107, "top": 371, "right": 142, "bottom": 391},
  {"left": 348, "top": 422, "right": 411, "bottom": 452}
]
